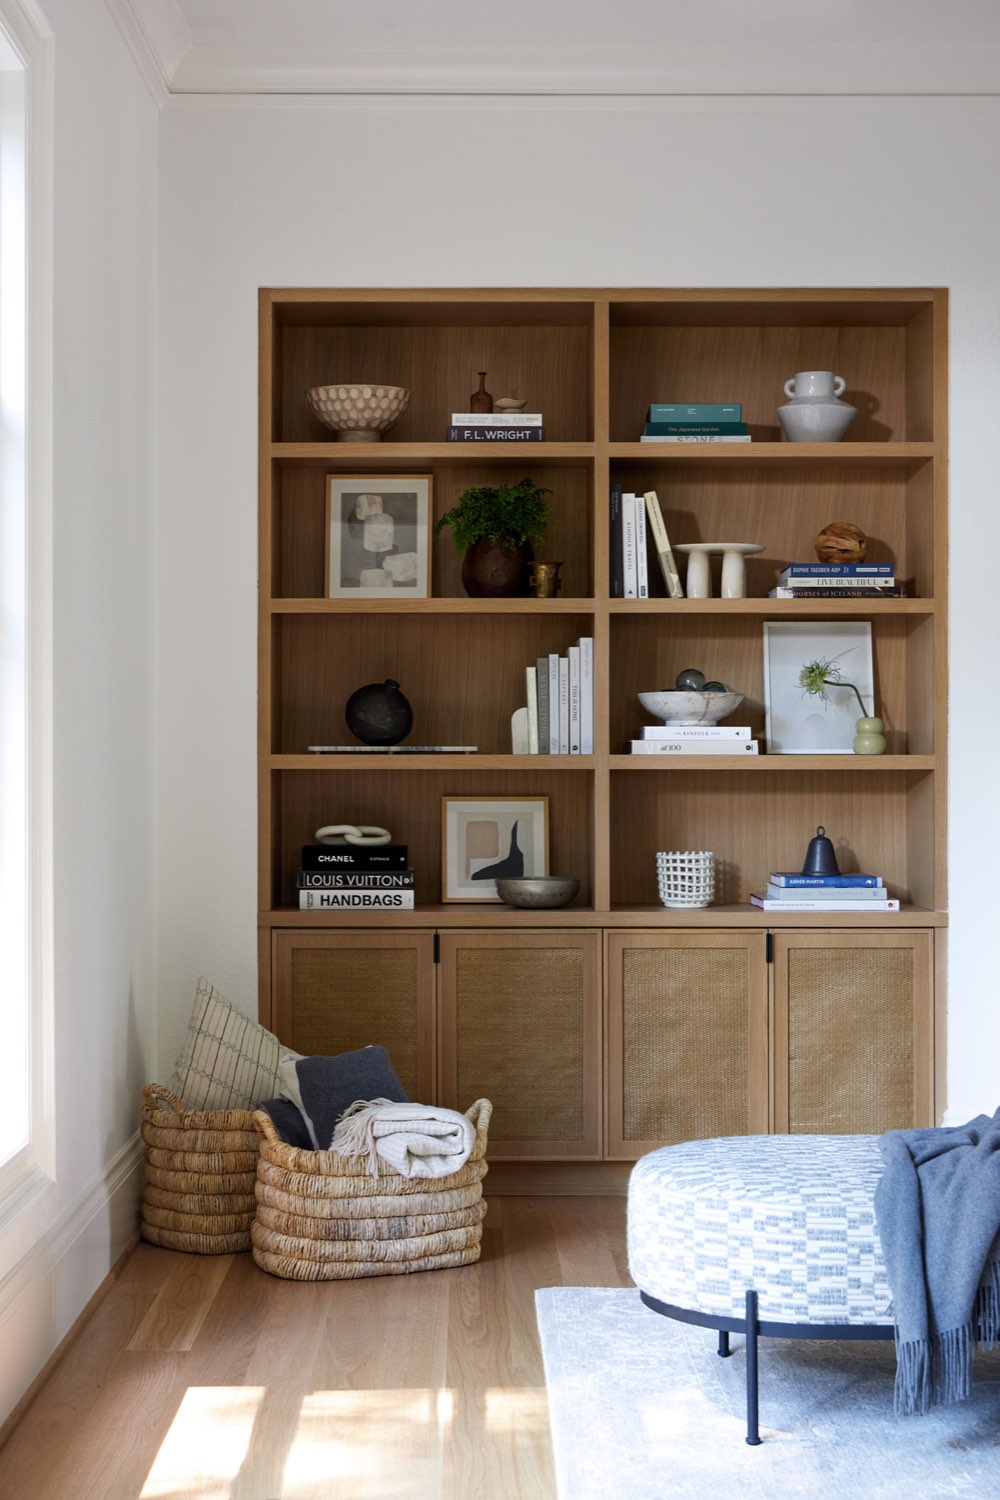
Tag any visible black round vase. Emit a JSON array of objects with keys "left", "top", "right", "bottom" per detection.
[
  {"left": 461, "top": 539, "right": 533, "bottom": 598},
  {"left": 344, "top": 678, "right": 413, "bottom": 746}
]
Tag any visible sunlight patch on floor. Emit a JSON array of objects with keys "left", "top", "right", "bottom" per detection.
[
  {"left": 281, "top": 1388, "right": 452, "bottom": 1499},
  {"left": 484, "top": 1386, "right": 550, "bottom": 1435},
  {"left": 139, "top": 1386, "right": 265, "bottom": 1498}
]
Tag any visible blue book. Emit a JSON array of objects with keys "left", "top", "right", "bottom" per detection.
[
  {"left": 643, "top": 421, "right": 748, "bottom": 436},
  {"left": 649, "top": 402, "right": 741, "bottom": 421},
  {"left": 779, "top": 563, "right": 894, "bottom": 576},
  {"left": 769, "top": 872, "right": 882, "bottom": 888}
]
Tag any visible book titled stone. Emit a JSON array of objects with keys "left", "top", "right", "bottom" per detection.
[
  {"left": 296, "top": 869, "right": 415, "bottom": 889},
  {"left": 299, "top": 889, "right": 415, "bottom": 909}
]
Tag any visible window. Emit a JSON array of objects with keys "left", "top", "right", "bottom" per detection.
[{"left": 0, "top": 0, "right": 52, "bottom": 1211}]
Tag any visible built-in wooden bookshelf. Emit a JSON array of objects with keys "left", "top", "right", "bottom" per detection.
[{"left": 259, "top": 288, "right": 947, "bottom": 1164}]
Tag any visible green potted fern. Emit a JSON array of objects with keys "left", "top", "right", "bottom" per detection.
[{"left": 435, "top": 476, "right": 552, "bottom": 597}]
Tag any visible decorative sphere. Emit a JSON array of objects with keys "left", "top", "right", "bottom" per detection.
[
  {"left": 814, "top": 521, "right": 869, "bottom": 564},
  {"left": 702, "top": 681, "right": 728, "bottom": 693},
  {"left": 675, "top": 668, "right": 706, "bottom": 690},
  {"left": 344, "top": 678, "right": 413, "bottom": 745}
]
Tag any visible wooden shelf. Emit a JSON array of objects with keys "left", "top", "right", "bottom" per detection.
[{"left": 259, "top": 285, "right": 948, "bottom": 1137}]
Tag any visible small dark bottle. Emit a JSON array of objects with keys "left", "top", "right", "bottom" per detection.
[{"left": 469, "top": 372, "right": 493, "bottom": 413}]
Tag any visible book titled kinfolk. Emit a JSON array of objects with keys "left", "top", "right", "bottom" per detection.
[
  {"left": 641, "top": 723, "right": 751, "bottom": 739},
  {"left": 299, "top": 889, "right": 416, "bottom": 909}
]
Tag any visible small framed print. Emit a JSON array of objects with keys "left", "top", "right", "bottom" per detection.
[
  {"left": 763, "top": 620, "right": 875, "bottom": 753},
  {"left": 326, "top": 475, "right": 432, "bottom": 598},
  {"left": 441, "top": 795, "right": 549, "bottom": 902}
]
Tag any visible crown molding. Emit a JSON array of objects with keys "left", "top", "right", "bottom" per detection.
[
  {"left": 102, "top": 0, "right": 191, "bottom": 106},
  {"left": 167, "top": 42, "right": 1000, "bottom": 98}
]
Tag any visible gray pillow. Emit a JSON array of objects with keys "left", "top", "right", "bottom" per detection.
[{"left": 264, "top": 1045, "right": 408, "bottom": 1150}]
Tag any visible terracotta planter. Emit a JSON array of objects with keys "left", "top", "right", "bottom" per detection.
[{"left": 461, "top": 539, "right": 533, "bottom": 598}]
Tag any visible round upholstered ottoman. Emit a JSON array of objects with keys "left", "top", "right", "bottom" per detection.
[
  {"left": 629, "top": 1133, "right": 893, "bottom": 1327},
  {"left": 627, "top": 1134, "right": 895, "bottom": 1443}
]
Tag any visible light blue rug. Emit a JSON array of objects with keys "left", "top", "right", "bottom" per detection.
[{"left": 535, "top": 1287, "right": 1000, "bottom": 1499}]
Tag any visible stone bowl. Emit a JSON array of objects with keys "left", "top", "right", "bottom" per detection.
[
  {"left": 637, "top": 689, "right": 744, "bottom": 726},
  {"left": 495, "top": 876, "right": 580, "bottom": 910},
  {"left": 306, "top": 383, "right": 410, "bottom": 442}
]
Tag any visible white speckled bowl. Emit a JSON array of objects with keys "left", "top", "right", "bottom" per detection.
[
  {"left": 306, "top": 383, "right": 410, "bottom": 441},
  {"left": 637, "top": 689, "right": 744, "bottom": 726}
]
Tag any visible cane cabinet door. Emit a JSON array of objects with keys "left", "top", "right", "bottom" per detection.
[
  {"left": 604, "top": 930, "right": 769, "bottom": 1158},
  {"left": 271, "top": 929, "right": 437, "bottom": 1104},
  {"left": 771, "top": 929, "right": 934, "bottom": 1134},
  {"left": 437, "top": 929, "right": 603, "bottom": 1159}
]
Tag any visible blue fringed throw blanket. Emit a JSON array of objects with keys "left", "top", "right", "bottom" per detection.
[{"left": 874, "top": 1107, "right": 1000, "bottom": 1415}]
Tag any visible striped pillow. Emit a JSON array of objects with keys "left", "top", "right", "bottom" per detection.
[{"left": 166, "top": 977, "right": 284, "bottom": 1111}]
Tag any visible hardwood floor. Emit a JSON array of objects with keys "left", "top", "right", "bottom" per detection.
[{"left": 0, "top": 1196, "right": 631, "bottom": 1499}]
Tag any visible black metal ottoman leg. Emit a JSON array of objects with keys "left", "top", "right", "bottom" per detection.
[
  {"left": 718, "top": 1330, "right": 731, "bottom": 1357},
  {"left": 745, "top": 1289, "right": 761, "bottom": 1446}
]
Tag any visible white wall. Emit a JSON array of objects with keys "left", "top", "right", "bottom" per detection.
[
  {"left": 157, "top": 94, "right": 1000, "bottom": 1122},
  {"left": 0, "top": 0, "right": 158, "bottom": 1428}
]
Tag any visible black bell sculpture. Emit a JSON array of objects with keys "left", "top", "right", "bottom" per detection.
[{"left": 801, "top": 825, "right": 840, "bottom": 877}]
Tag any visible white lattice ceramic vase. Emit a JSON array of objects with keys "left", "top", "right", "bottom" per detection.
[{"left": 656, "top": 850, "right": 716, "bottom": 909}]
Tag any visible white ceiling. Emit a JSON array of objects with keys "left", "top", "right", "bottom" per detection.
[{"left": 122, "top": 0, "right": 1000, "bottom": 99}]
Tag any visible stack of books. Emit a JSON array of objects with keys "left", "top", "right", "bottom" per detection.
[
  {"left": 297, "top": 842, "right": 415, "bottom": 910},
  {"left": 609, "top": 487, "right": 683, "bottom": 598},
  {"left": 445, "top": 412, "right": 545, "bottom": 442},
  {"left": 749, "top": 869, "right": 899, "bottom": 912},
  {"left": 769, "top": 562, "right": 906, "bottom": 599},
  {"left": 524, "top": 637, "right": 594, "bottom": 754},
  {"left": 630, "top": 723, "right": 759, "bottom": 756},
  {"left": 639, "top": 401, "right": 750, "bottom": 444}
]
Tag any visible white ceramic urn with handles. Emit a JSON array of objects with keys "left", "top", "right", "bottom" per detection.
[{"left": 777, "top": 369, "right": 857, "bottom": 442}]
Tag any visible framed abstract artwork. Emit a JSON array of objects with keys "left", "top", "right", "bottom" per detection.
[
  {"left": 326, "top": 474, "right": 432, "bottom": 598},
  {"left": 441, "top": 796, "right": 549, "bottom": 902}
]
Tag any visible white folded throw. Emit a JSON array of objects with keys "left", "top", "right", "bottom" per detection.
[{"left": 330, "top": 1098, "right": 476, "bottom": 1178}]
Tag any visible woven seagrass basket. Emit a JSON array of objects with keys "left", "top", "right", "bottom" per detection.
[
  {"left": 140, "top": 1084, "right": 260, "bottom": 1254},
  {"left": 250, "top": 1098, "right": 492, "bottom": 1281}
]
